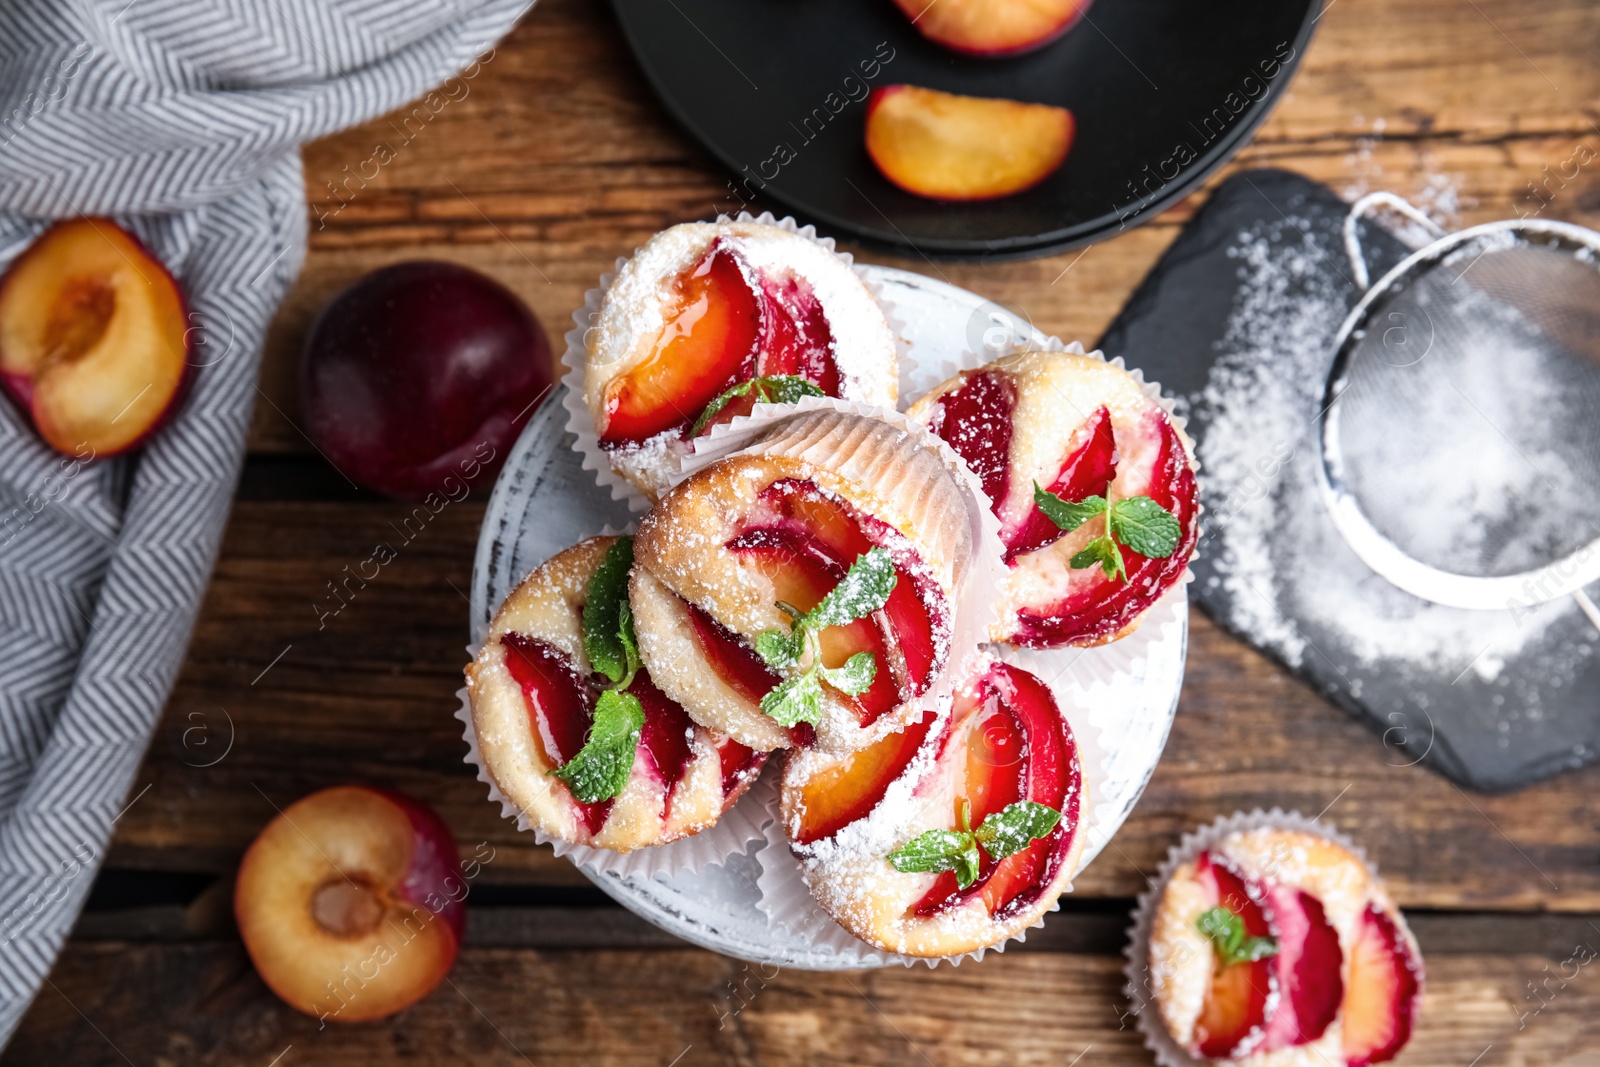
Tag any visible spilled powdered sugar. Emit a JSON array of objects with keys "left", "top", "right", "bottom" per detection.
[{"left": 1197, "top": 218, "right": 1578, "bottom": 684}]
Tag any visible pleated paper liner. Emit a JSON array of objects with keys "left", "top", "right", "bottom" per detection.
[
  {"left": 1123, "top": 809, "right": 1423, "bottom": 1067},
  {"left": 456, "top": 643, "right": 779, "bottom": 880},
  {"left": 559, "top": 212, "right": 912, "bottom": 513}
]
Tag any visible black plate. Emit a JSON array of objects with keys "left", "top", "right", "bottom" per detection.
[{"left": 612, "top": 0, "right": 1320, "bottom": 259}]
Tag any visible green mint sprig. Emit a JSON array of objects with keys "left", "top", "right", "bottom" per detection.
[
  {"left": 1033, "top": 479, "right": 1181, "bottom": 583},
  {"left": 582, "top": 535, "right": 638, "bottom": 688},
  {"left": 551, "top": 689, "right": 644, "bottom": 804},
  {"left": 690, "top": 375, "right": 826, "bottom": 435},
  {"left": 1196, "top": 906, "right": 1279, "bottom": 967},
  {"left": 753, "top": 547, "right": 897, "bottom": 727},
  {"left": 552, "top": 537, "right": 646, "bottom": 804},
  {"left": 888, "top": 799, "right": 1062, "bottom": 890}
]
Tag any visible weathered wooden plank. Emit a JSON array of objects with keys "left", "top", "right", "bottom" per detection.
[{"left": 4, "top": 940, "right": 1592, "bottom": 1065}]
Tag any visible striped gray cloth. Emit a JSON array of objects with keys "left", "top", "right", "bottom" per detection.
[{"left": 0, "top": 0, "right": 531, "bottom": 1042}]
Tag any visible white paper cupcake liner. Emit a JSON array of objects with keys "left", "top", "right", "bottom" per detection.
[
  {"left": 1122, "top": 810, "right": 1408, "bottom": 1067},
  {"left": 456, "top": 639, "right": 779, "bottom": 880},
  {"left": 559, "top": 212, "right": 912, "bottom": 512}
]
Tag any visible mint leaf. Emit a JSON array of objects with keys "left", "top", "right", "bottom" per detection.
[
  {"left": 760, "top": 669, "right": 824, "bottom": 727},
  {"left": 616, "top": 599, "right": 641, "bottom": 686},
  {"left": 889, "top": 828, "right": 973, "bottom": 878},
  {"left": 1034, "top": 482, "right": 1108, "bottom": 533},
  {"left": 689, "top": 380, "right": 756, "bottom": 435},
  {"left": 820, "top": 651, "right": 877, "bottom": 696},
  {"left": 756, "top": 628, "right": 804, "bottom": 669},
  {"left": 754, "top": 548, "right": 894, "bottom": 726},
  {"left": 955, "top": 838, "right": 983, "bottom": 889},
  {"left": 807, "top": 547, "right": 897, "bottom": 632},
  {"left": 582, "top": 537, "right": 634, "bottom": 685},
  {"left": 889, "top": 829, "right": 982, "bottom": 889},
  {"left": 1197, "top": 906, "right": 1278, "bottom": 968},
  {"left": 690, "top": 375, "right": 825, "bottom": 435},
  {"left": 1070, "top": 535, "right": 1126, "bottom": 581},
  {"left": 974, "top": 801, "right": 1062, "bottom": 860},
  {"left": 550, "top": 689, "right": 644, "bottom": 803},
  {"left": 755, "top": 375, "right": 826, "bottom": 406},
  {"left": 1110, "top": 496, "right": 1181, "bottom": 558}
]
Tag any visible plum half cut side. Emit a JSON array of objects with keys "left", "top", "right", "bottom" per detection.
[
  {"left": 910, "top": 661, "right": 1080, "bottom": 919},
  {"left": 0, "top": 216, "right": 192, "bottom": 457}
]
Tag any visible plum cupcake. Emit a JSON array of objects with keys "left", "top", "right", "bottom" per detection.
[
  {"left": 465, "top": 536, "right": 766, "bottom": 852},
  {"left": 582, "top": 220, "right": 898, "bottom": 500},
  {"left": 908, "top": 349, "right": 1198, "bottom": 648},
  {"left": 1134, "top": 818, "right": 1423, "bottom": 1067},
  {"left": 779, "top": 655, "right": 1086, "bottom": 958},
  {"left": 629, "top": 409, "right": 973, "bottom": 755}
]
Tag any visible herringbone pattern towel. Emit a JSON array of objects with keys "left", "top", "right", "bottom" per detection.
[{"left": 0, "top": 0, "right": 531, "bottom": 1042}]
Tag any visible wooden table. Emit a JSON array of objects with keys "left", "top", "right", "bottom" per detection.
[{"left": 9, "top": 0, "right": 1600, "bottom": 1061}]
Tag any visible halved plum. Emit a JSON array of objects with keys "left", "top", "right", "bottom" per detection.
[
  {"left": 911, "top": 662, "right": 1078, "bottom": 919},
  {"left": 235, "top": 786, "right": 466, "bottom": 1023},
  {"left": 0, "top": 217, "right": 191, "bottom": 457},
  {"left": 1342, "top": 904, "right": 1422, "bottom": 1067},
  {"left": 1191, "top": 852, "right": 1277, "bottom": 1059}
]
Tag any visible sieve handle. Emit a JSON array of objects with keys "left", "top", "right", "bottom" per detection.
[
  {"left": 1342, "top": 192, "right": 1449, "bottom": 289},
  {"left": 1574, "top": 590, "right": 1600, "bottom": 637}
]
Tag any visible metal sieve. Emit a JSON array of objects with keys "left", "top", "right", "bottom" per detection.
[{"left": 1318, "top": 192, "right": 1600, "bottom": 631}]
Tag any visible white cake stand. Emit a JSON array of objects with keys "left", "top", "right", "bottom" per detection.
[{"left": 470, "top": 266, "right": 1187, "bottom": 969}]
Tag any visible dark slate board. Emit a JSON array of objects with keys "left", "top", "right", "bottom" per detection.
[{"left": 1095, "top": 168, "right": 1600, "bottom": 793}]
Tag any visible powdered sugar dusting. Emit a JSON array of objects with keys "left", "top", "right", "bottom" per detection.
[{"left": 1196, "top": 217, "right": 1578, "bottom": 684}]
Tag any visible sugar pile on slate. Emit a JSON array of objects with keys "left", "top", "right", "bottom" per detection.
[{"left": 1194, "top": 217, "right": 1584, "bottom": 686}]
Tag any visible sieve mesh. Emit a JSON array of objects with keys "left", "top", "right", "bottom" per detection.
[{"left": 1329, "top": 236, "right": 1600, "bottom": 581}]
